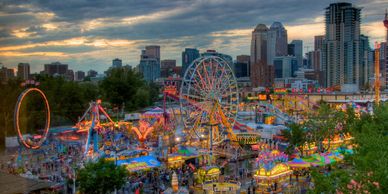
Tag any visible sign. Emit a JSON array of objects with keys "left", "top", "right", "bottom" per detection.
[
  {"left": 247, "top": 96, "right": 259, "bottom": 100},
  {"left": 126, "top": 162, "right": 149, "bottom": 171},
  {"left": 258, "top": 94, "right": 267, "bottom": 101},
  {"left": 274, "top": 88, "right": 287, "bottom": 94}
]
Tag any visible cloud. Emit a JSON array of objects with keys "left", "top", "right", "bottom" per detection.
[{"left": 0, "top": 0, "right": 387, "bottom": 73}]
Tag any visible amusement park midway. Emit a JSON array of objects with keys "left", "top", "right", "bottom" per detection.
[{"left": 1, "top": 54, "right": 386, "bottom": 194}]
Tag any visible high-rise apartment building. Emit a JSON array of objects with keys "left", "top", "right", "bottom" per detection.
[
  {"left": 17, "top": 63, "right": 30, "bottom": 80},
  {"left": 322, "top": 2, "right": 361, "bottom": 90},
  {"left": 181, "top": 48, "right": 200, "bottom": 77}
]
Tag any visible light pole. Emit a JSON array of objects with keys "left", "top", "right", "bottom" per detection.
[
  {"left": 255, "top": 104, "right": 258, "bottom": 123},
  {"left": 71, "top": 167, "right": 76, "bottom": 194}
]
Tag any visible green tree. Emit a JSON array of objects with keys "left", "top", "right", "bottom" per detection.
[
  {"left": 304, "top": 103, "right": 344, "bottom": 152},
  {"left": 77, "top": 159, "right": 129, "bottom": 194},
  {"left": 282, "top": 123, "right": 306, "bottom": 157},
  {"left": 0, "top": 78, "right": 23, "bottom": 147},
  {"left": 100, "top": 66, "right": 158, "bottom": 111},
  {"left": 310, "top": 102, "right": 388, "bottom": 193}
]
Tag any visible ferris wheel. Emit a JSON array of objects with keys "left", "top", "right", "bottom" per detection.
[{"left": 180, "top": 56, "right": 239, "bottom": 145}]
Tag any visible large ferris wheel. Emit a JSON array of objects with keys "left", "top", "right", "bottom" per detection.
[{"left": 180, "top": 56, "right": 239, "bottom": 145}]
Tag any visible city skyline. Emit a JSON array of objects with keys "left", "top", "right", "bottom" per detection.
[{"left": 0, "top": 0, "right": 387, "bottom": 73}]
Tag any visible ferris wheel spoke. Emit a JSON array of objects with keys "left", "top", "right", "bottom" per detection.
[
  {"left": 202, "top": 61, "right": 213, "bottom": 92},
  {"left": 190, "top": 76, "right": 208, "bottom": 97},
  {"left": 212, "top": 60, "right": 220, "bottom": 89},
  {"left": 214, "top": 65, "right": 227, "bottom": 91},
  {"left": 195, "top": 68, "right": 211, "bottom": 93}
]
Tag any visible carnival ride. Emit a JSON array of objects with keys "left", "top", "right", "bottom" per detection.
[
  {"left": 76, "top": 100, "right": 116, "bottom": 156},
  {"left": 14, "top": 88, "right": 51, "bottom": 149},
  {"left": 180, "top": 56, "right": 239, "bottom": 146},
  {"left": 131, "top": 120, "right": 154, "bottom": 147}
]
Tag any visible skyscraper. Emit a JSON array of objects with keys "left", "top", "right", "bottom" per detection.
[
  {"left": 112, "top": 58, "right": 122, "bottom": 68},
  {"left": 359, "top": 35, "right": 371, "bottom": 88},
  {"left": 267, "top": 22, "right": 288, "bottom": 65},
  {"left": 17, "top": 63, "right": 30, "bottom": 80},
  {"left": 384, "top": 10, "right": 388, "bottom": 89},
  {"left": 181, "top": 48, "right": 200, "bottom": 77},
  {"left": 322, "top": 2, "right": 361, "bottom": 90},
  {"left": 290, "top": 40, "right": 303, "bottom": 67},
  {"left": 314, "top": 35, "right": 325, "bottom": 51},
  {"left": 250, "top": 24, "right": 273, "bottom": 87}
]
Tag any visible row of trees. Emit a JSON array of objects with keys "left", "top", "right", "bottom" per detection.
[
  {"left": 308, "top": 103, "right": 388, "bottom": 193},
  {"left": 282, "top": 103, "right": 353, "bottom": 157},
  {"left": 0, "top": 66, "right": 159, "bottom": 148},
  {"left": 283, "top": 102, "right": 388, "bottom": 193}
]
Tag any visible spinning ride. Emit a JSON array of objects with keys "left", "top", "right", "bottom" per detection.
[
  {"left": 14, "top": 88, "right": 50, "bottom": 149},
  {"left": 180, "top": 56, "right": 239, "bottom": 145},
  {"left": 76, "top": 100, "right": 115, "bottom": 156}
]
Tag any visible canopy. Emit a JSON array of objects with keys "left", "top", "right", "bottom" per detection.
[
  {"left": 142, "top": 107, "right": 164, "bottom": 117},
  {"left": 177, "top": 146, "right": 198, "bottom": 156},
  {"left": 287, "top": 158, "right": 311, "bottom": 168},
  {"left": 117, "top": 156, "right": 161, "bottom": 172},
  {"left": 305, "top": 154, "right": 336, "bottom": 166}
]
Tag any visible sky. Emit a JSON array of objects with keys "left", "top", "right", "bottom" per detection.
[{"left": 0, "top": 0, "right": 387, "bottom": 74}]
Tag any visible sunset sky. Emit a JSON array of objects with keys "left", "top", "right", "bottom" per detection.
[{"left": 0, "top": 0, "right": 387, "bottom": 73}]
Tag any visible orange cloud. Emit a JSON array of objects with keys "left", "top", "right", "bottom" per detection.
[
  {"left": 0, "top": 51, "right": 67, "bottom": 57},
  {"left": 0, "top": 37, "right": 140, "bottom": 52}
]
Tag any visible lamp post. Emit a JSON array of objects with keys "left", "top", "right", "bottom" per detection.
[
  {"left": 255, "top": 104, "right": 258, "bottom": 123},
  {"left": 70, "top": 166, "right": 76, "bottom": 194}
]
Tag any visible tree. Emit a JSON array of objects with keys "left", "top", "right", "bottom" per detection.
[
  {"left": 77, "top": 159, "right": 129, "bottom": 194},
  {"left": 282, "top": 123, "right": 306, "bottom": 157},
  {"left": 304, "top": 103, "right": 344, "bottom": 152},
  {"left": 310, "top": 102, "right": 388, "bottom": 193},
  {"left": 99, "top": 67, "right": 156, "bottom": 111}
]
